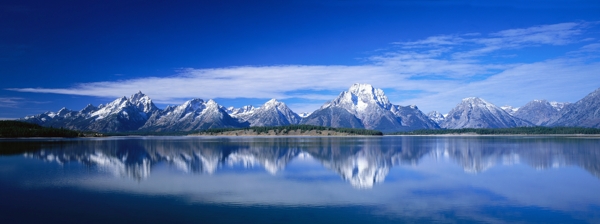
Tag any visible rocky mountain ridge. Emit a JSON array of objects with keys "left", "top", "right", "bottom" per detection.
[
  {"left": 302, "top": 84, "right": 439, "bottom": 133},
  {"left": 19, "top": 85, "right": 600, "bottom": 132},
  {"left": 441, "top": 97, "right": 533, "bottom": 129}
]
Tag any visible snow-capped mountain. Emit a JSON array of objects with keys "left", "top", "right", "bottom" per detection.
[
  {"left": 552, "top": 87, "right": 600, "bottom": 128},
  {"left": 391, "top": 105, "right": 439, "bottom": 130},
  {"left": 22, "top": 91, "right": 160, "bottom": 132},
  {"left": 302, "top": 83, "right": 439, "bottom": 133},
  {"left": 427, "top": 111, "right": 445, "bottom": 124},
  {"left": 298, "top": 112, "right": 312, "bottom": 118},
  {"left": 441, "top": 97, "right": 532, "bottom": 129},
  {"left": 228, "top": 99, "right": 301, "bottom": 126},
  {"left": 500, "top": 105, "right": 519, "bottom": 115},
  {"left": 20, "top": 85, "right": 600, "bottom": 132},
  {"left": 301, "top": 106, "right": 365, "bottom": 129},
  {"left": 549, "top": 101, "right": 570, "bottom": 111},
  {"left": 513, "top": 99, "right": 561, "bottom": 126},
  {"left": 141, "top": 99, "right": 247, "bottom": 131},
  {"left": 226, "top": 105, "right": 257, "bottom": 117}
]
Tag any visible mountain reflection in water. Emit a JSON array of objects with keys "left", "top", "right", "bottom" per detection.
[{"left": 9, "top": 136, "right": 600, "bottom": 189}]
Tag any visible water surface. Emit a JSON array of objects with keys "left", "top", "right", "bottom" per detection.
[{"left": 1, "top": 136, "right": 599, "bottom": 223}]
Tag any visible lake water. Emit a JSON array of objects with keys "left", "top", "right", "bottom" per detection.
[{"left": 1, "top": 136, "right": 599, "bottom": 223}]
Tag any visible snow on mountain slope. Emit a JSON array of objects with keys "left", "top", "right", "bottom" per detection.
[
  {"left": 513, "top": 99, "right": 561, "bottom": 126},
  {"left": 141, "top": 99, "right": 247, "bottom": 131},
  {"left": 230, "top": 99, "right": 301, "bottom": 126},
  {"left": 302, "top": 83, "right": 438, "bottom": 132},
  {"left": 427, "top": 111, "right": 445, "bottom": 124},
  {"left": 552, "top": 87, "right": 600, "bottom": 128},
  {"left": 500, "top": 105, "right": 519, "bottom": 115},
  {"left": 441, "top": 97, "right": 532, "bottom": 129}
]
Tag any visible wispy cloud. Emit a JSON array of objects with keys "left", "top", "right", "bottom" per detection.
[
  {"left": 0, "top": 97, "right": 23, "bottom": 108},
  {"left": 397, "top": 22, "right": 589, "bottom": 59},
  {"left": 7, "top": 21, "right": 600, "bottom": 113},
  {"left": 399, "top": 57, "right": 600, "bottom": 113}
]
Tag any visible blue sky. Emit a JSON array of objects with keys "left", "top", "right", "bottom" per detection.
[{"left": 2, "top": 0, "right": 600, "bottom": 119}]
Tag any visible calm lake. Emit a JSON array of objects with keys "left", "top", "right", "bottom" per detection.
[{"left": 1, "top": 136, "right": 599, "bottom": 223}]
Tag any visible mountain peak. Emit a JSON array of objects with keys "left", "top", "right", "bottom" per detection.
[
  {"left": 182, "top": 99, "right": 205, "bottom": 111},
  {"left": 461, "top": 97, "right": 497, "bottom": 109},
  {"left": 130, "top": 91, "right": 147, "bottom": 101},
  {"left": 330, "top": 83, "right": 391, "bottom": 111},
  {"left": 264, "top": 98, "right": 281, "bottom": 106},
  {"left": 206, "top": 99, "right": 218, "bottom": 107},
  {"left": 80, "top": 104, "right": 98, "bottom": 114},
  {"left": 128, "top": 91, "right": 157, "bottom": 114},
  {"left": 462, "top": 97, "right": 485, "bottom": 103},
  {"left": 427, "top": 111, "right": 445, "bottom": 124},
  {"left": 443, "top": 97, "right": 531, "bottom": 129},
  {"left": 348, "top": 83, "right": 374, "bottom": 92},
  {"left": 57, "top": 107, "right": 71, "bottom": 116}
]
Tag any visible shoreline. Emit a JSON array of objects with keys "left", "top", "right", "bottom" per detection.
[
  {"left": 387, "top": 134, "right": 600, "bottom": 137},
  {"left": 191, "top": 129, "right": 380, "bottom": 137}
]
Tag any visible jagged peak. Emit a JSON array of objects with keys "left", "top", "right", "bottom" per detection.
[
  {"left": 348, "top": 83, "right": 374, "bottom": 92},
  {"left": 181, "top": 99, "right": 205, "bottom": 110},
  {"left": 57, "top": 107, "right": 71, "bottom": 116},
  {"left": 130, "top": 90, "right": 145, "bottom": 97},
  {"left": 347, "top": 83, "right": 389, "bottom": 105},
  {"left": 202, "top": 100, "right": 224, "bottom": 116},
  {"left": 185, "top": 98, "right": 204, "bottom": 104},
  {"left": 265, "top": 98, "right": 280, "bottom": 105},
  {"left": 129, "top": 91, "right": 153, "bottom": 104},
  {"left": 264, "top": 98, "right": 285, "bottom": 109},
  {"left": 111, "top": 96, "right": 129, "bottom": 105},
  {"left": 206, "top": 99, "right": 218, "bottom": 107},
  {"left": 462, "top": 96, "right": 481, "bottom": 102},
  {"left": 330, "top": 83, "right": 391, "bottom": 110},
  {"left": 461, "top": 97, "right": 493, "bottom": 105},
  {"left": 79, "top": 104, "right": 97, "bottom": 113}
]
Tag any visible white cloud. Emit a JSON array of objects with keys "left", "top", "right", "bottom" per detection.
[
  {"left": 399, "top": 58, "right": 600, "bottom": 113},
  {"left": 7, "top": 22, "right": 600, "bottom": 114},
  {"left": 0, "top": 97, "right": 23, "bottom": 108}
]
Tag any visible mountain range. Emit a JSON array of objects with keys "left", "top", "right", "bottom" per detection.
[{"left": 20, "top": 84, "right": 600, "bottom": 132}]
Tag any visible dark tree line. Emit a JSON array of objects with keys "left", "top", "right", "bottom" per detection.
[
  {"left": 199, "top": 125, "right": 383, "bottom": 136},
  {"left": 0, "top": 121, "right": 80, "bottom": 138},
  {"left": 391, "top": 127, "right": 600, "bottom": 135}
]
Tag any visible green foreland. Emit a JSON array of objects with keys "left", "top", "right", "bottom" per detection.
[
  {"left": 0, "top": 120, "right": 80, "bottom": 138},
  {"left": 195, "top": 125, "right": 383, "bottom": 136}
]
